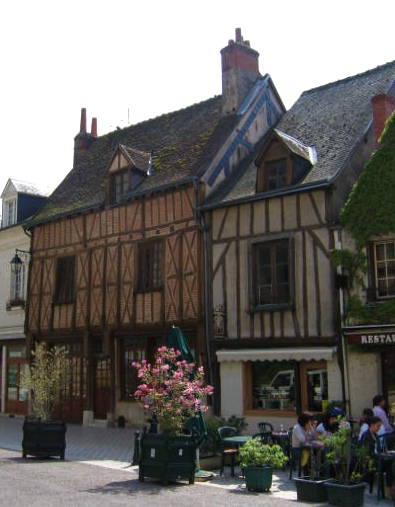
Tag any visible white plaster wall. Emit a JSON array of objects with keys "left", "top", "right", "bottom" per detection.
[
  {"left": 347, "top": 349, "right": 381, "bottom": 420},
  {"left": 0, "top": 225, "right": 29, "bottom": 340},
  {"left": 220, "top": 361, "right": 244, "bottom": 418}
]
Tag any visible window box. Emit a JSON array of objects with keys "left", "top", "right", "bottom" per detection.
[{"left": 6, "top": 298, "right": 26, "bottom": 310}]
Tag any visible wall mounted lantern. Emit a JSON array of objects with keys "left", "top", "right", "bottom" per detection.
[{"left": 10, "top": 249, "right": 30, "bottom": 275}]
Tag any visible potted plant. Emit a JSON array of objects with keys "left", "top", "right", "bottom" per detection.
[
  {"left": 322, "top": 418, "right": 374, "bottom": 507},
  {"left": 133, "top": 346, "right": 213, "bottom": 485},
  {"left": 20, "top": 342, "right": 70, "bottom": 460},
  {"left": 294, "top": 443, "right": 331, "bottom": 503},
  {"left": 239, "top": 439, "right": 288, "bottom": 492}
]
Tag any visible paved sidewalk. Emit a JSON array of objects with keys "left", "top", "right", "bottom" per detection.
[{"left": 0, "top": 414, "right": 391, "bottom": 505}]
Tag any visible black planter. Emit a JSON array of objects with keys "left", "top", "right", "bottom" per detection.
[
  {"left": 138, "top": 430, "right": 196, "bottom": 485},
  {"left": 294, "top": 476, "right": 328, "bottom": 502},
  {"left": 325, "top": 480, "right": 366, "bottom": 507},
  {"left": 22, "top": 417, "right": 67, "bottom": 460}
]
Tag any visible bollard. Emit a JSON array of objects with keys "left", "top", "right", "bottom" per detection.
[{"left": 132, "top": 430, "right": 140, "bottom": 465}]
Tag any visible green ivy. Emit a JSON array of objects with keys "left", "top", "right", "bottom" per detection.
[
  {"left": 332, "top": 111, "right": 395, "bottom": 325},
  {"left": 340, "top": 111, "right": 395, "bottom": 247}
]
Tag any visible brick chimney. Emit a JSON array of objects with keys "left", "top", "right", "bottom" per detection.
[
  {"left": 220, "top": 28, "right": 260, "bottom": 116},
  {"left": 371, "top": 94, "right": 395, "bottom": 145},
  {"left": 74, "top": 108, "right": 96, "bottom": 165}
]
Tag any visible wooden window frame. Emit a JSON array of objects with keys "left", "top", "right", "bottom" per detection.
[
  {"left": 136, "top": 241, "right": 163, "bottom": 292},
  {"left": 257, "top": 156, "right": 292, "bottom": 192},
  {"left": 121, "top": 340, "right": 146, "bottom": 400},
  {"left": 54, "top": 256, "right": 76, "bottom": 303},
  {"left": 250, "top": 237, "right": 293, "bottom": 309},
  {"left": 110, "top": 169, "right": 129, "bottom": 205},
  {"left": 370, "top": 240, "right": 395, "bottom": 300}
]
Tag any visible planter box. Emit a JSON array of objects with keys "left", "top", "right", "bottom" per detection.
[
  {"left": 22, "top": 417, "right": 66, "bottom": 460},
  {"left": 138, "top": 431, "right": 196, "bottom": 485},
  {"left": 244, "top": 465, "right": 273, "bottom": 492},
  {"left": 294, "top": 476, "right": 328, "bottom": 502},
  {"left": 325, "top": 480, "right": 366, "bottom": 507}
]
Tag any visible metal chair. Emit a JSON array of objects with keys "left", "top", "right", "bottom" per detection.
[
  {"left": 218, "top": 426, "right": 239, "bottom": 477},
  {"left": 258, "top": 421, "right": 274, "bottom": 433},
  {"left": 252, "top": 431, "right": 274, "bottom": 445}
]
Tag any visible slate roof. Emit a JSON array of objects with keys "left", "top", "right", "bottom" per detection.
[
  {"left": 31, "top": 96, "right": 238, "bottom": 224},
  {"left": 202, "top": 60, "right": 395, "bottom": 208}
]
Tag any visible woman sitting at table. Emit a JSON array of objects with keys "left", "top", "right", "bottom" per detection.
[
  {"left": 292, "top": 412, "right": 319, "bottom": 472},
  {"left": 316, "top": 411, "right": 338, "bottom": 437},
  {"left": 360, "top": 416, "right": 394, "bottom": 499}
]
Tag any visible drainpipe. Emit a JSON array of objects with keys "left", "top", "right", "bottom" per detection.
[
  {"left": 193, "top": 178, "right": 215, "bottom": 409},
  {"left": 336, "top": 228, "right": 351, "bottom": 417}
]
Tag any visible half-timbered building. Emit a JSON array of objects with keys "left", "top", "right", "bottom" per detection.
[
  {"left": 200, "top": 61, "right": 395, "bottom": 427},
  {"left": 24, "top": 29, "right": 286, "bottom": 425}
]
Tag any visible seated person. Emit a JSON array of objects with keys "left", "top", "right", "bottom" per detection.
[
  {"left": 361, "top": 416, "right": 394, "bottom": 499},
  {"left": 357, "top": 407, "right": 385, "bottom": 441},
  {"left": 292, "top": 412, "right": 319, "bottom": 469},
  {"left": 317, "top": 411, "right": 338, "bottom": 437}
]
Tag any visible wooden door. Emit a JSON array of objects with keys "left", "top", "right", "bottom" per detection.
[{"left": 93, "top": 358, "right": 110, "bottom": 419}]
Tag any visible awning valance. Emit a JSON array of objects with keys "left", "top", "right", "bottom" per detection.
[{"left": 216, "top": 347, "right": 337, "bottom": 363}]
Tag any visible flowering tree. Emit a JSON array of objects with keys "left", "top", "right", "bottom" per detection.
[{"left": 133, "top": 346, "right": 214, "bottom": 436}]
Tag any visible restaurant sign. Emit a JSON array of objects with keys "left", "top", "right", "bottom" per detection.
[{"left": 346, "top": 331, "right": 395, "bottom": 346}]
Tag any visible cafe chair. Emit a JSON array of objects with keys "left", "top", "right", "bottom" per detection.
[
  {"left": 252, "top": 431, "right": 274, "bottom": 445},
  {"left": 258, "top": 421, "right": 274, "bottom": 433},
  {"left": 218, "top": 426, "right": 239, "bottom": 477}
]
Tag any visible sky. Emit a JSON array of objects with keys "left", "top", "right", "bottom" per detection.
[{"left": 1, "top": 0, "right": 395, "bottom": 199}]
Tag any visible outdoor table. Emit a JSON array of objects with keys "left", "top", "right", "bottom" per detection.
[
  {"left": 301, "top": 441, "right": 330, "bottom": 478},
  {"left": 375, "top": 451, "right": 395, "bottom": 500},
  {"left": 223, "top": 435, "right": 252, "bottom": 447}
]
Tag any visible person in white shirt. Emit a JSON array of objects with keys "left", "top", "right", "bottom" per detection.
[{"left": 372, "top": 395, "right": 394, "bottom": 434}]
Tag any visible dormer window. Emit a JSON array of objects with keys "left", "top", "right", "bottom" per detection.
[
  {"left": 266, "top": 158, "right": 288, "bottom": 190},
  {"left": 107, "top": 145, "right": 152, "bottom": 206},
  {"left": 110, "top": 170, "right": 138, "bottom": 205},
  {"left": 3, "top": 199, "right": 16, "bottom": 227},
  {"left": 256, "top": 130, "right": 315, "bottom": 193}
]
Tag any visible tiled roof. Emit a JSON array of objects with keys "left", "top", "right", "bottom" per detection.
[
  {"left": 31, "top": 96, "right": 238, "bottom": 223},
  {"left": 203, "top": 60, "right": 395, "bottom": 207}
]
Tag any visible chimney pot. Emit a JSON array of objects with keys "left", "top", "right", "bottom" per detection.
[
  {"left": 80, "top": 108, "right": 87, "bottom": 133},
  {"left": 371, "top": 94, "right": 395, "bottom": 145},
  {"left": 91, "top": 117, "right": 98, "bottom": 137},
  {"left": 235, "top": 28, "right": 242, "bottom": 43}
]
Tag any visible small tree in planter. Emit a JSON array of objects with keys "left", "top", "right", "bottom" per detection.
[
  {"left": 322, "top": 418, "right": 374, "bottom": 507},
  {"left": 20, "top": 342, "right": 70, "bottom": 459},
  {"left": 239, "top": 439, "right": 288, "bottom": 492}
]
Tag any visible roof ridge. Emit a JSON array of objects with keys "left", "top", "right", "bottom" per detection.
[{"left": 301, "top": 60, "right": 395, "bottom": 97}]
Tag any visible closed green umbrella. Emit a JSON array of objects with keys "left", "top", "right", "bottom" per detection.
[
  {"left": 166, "top": 326, "right": 212, "bottom": 480},
  {"left": 166, "top": 326, "right": 195, "bottom": 363}
]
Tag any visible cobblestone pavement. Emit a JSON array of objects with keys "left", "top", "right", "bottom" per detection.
[{"left": 0, "top": 414, "right": 391, "bottom": 505}]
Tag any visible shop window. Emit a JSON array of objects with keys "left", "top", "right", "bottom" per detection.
[
  {"left": 246, "top": 360, "right": 328, "bottom": 414},
  {"left": 137, "top": 241, "right": 163, "bottom": 292},
  {"left": 251, "top": 238, "right": 293, "bottom": 307},
  {"left": 55, "top": 256, "right": 76, "bottom": 303},
  {"left": 371, "top": 241, "right": 395, "bottom": 299}
]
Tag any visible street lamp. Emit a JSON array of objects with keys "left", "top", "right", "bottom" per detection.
[{"left": 10, "top": 249, "right": 30, "bottom": 275}]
